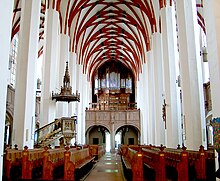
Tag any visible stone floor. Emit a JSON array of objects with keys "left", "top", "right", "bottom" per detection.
[{"left": 84, "top": 152, "right": 126, "bottom": 181}]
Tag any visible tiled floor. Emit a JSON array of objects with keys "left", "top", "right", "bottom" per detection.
[{"left": 84, "top": 152, "right": 126, "bottom": 181}]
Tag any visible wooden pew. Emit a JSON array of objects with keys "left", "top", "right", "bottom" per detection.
[
  {"left": 186, "top": 145, "right": 206, "bottom": 180},
  {"left": 142, "top": 146, "right": 166, "bottom": 181},
  {"left": 89, "top": 144, "right": 105, "bottom": 160},
  {"left": 162, "top": 145, "right": 214, "bottom": 180},
  {"left": 120, "top": 145, "right": 143, "bottom": 181},
  {"left": 162, "top": 146, "right": 189, "bottom": 181},
  {"left": 64, "top": 147, "right": 95, "bottom": 180},
  {"left": 3, "top": 148, "right": 23, "bottom": 180},
  {"left": 120, "top": 144, "right": 215, "bottom": 181},
  {"left": 42, "top": 146, "right": 65, "bottom": 180},
  {"left": 205, "top": 148, "right": 215, "bottom": 180},
  {"left": 22, "top": 146, "right": 44, "bottom": 179}
]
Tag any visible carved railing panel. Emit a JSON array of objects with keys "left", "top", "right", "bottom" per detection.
[{"left": 85, "top": 109, "right": 140, "bottom": 132}]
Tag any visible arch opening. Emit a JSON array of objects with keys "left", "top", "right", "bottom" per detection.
[
  {"left": 115, "top": 125, "right": 140, "bottom": 149},
  {"left": 86, "top": 125, "right": 111, "bottom": 152}
]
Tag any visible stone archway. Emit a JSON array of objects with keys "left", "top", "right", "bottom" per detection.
[
  {"left": 115, "top": 125, "right": 140, "bottom": 147},
  {"left": 85, "top": 125, "right": 110, "bottom": 145},
  {"left": 85, "top": 109, "right": 140, "bottom": 152}
]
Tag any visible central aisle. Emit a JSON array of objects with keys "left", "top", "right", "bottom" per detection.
[{"left": 84, "top": 152, "right": 126, "bottom": 181}]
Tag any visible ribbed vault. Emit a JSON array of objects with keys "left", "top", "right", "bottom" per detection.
[
  {"left": 11, "top": 0, "right": 158, "bottom": 81},
  {"left": 68, "top": 0, "right": 157, "bottom": 80},
  {"left": 10, "top": 0, "right": 205, "bottom": 80}
]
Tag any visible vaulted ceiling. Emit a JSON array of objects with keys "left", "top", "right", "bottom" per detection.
[{"left": 11, "top": 0, "right": 205, "bottom": 80}]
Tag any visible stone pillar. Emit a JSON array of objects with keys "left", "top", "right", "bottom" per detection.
[
  {"left": 68, "top": 52, "right": 77, "bottom": 117},
  {"left": 203, "top": 0, "right": 220, "bottom": 120},
  {"left": 56, "top": 34, "right": 69, "bottom": 118},
  {"left": 76, "top": 64, "right": 83, "bottom": 143},
  {"left": 12, "top": 0, "right": 41, "bottom": 149},
  {"left": 110, "top": 121, "right": 115, "bottom": 153},
  {"left": 40, "top": 4, "right": 59, "bottom": 126},
  {"left": 0, "top": 0, "right": 13, "bottom": 178},
  {"left": 203, "top": 0, "right": 220, "bottom": 174},
  {"left": 73, "top": 63, "right": 80, "bottom": 143},
  {"left": 138, "top": 66, "right": 148, "bottom": 144},
  {"left": 140, "top": 52, "right": 151, "bottom": 144},
  {"left": 176, "top": 0, "right": 206, "bottom": 150},
  {"left": 161, "top": 4, "right": 181, "bottom": 148},
  {"left": 146, "top": 51, "right": 156, "bottom": 144},
  {"left": 81, "top": 73, "right": 87, "bottom": 144},
  {"left": 88, "top": 79, "right": 93, "bottom": 107},
  {"left": 136, "top": 64, "right": 149, "bottom": 144},
  {"left": 152, "top": 32, "right": 166, "bottom": 145}
]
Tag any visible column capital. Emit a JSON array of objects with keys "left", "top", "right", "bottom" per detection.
[
  {"left": 159, "top": 0, "right": 173, "bottom": 9},
  {"left": 46, "top": 0, "right": 59, "bottom": 11}
]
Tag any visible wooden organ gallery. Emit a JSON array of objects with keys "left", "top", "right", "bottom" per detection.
[
  {"left": 1, "top": 0, "right": 220, "bottom": 180},
  {"left": 91, "top": 61, "right": 136, "bottom": 111}
]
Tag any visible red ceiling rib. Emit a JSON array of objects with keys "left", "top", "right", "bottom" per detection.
[
  {"left": 11, "top": 0, "right": 208, "bottom": 80},
  {"left": 68, "top": 1, "right": 153, "bottom": 80}
]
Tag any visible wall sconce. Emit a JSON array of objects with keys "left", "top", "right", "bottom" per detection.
[{"left": 202, "top": 46, "right": 208, "bottom": 62}]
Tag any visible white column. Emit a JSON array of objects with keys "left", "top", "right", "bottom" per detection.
[
  {"left": 176, "top": 0, "right": 206, "bottom": 150},
  {"left": 74, "top": 63, "right": 80, "bottom": 143},
  {"left": 88, "top": 80, "right": 93, "bottom": 106},
  {"left": 137, "top": 70, "right": 146, "bottom": 144},
  {"left": 0, "top": 0, "right": 13, "bottom": 179},
  {"left": 110, "top": 121, "right": 115, "bottom": 153},
  {"left": 204, "top": 0, "right": 220, "bottom": 174},
  {"left": 152, "top": 32, "right": 166, "bottom": 145},
  {"left": 81, "top": 73, "right": 87, "bottom": 144},
  {"left": 68, "top": 52, "right": 77, "bottom": 117},
  {"left": 56, "top": 34, "right": 69, "bottom": 118},
  {"left": 144, "top": 61, "right": 150, "bottom": 145},
  {"left": 146, "top": 51, "right": 156, "bottom": 144},
  {"left": 76, "top": 64, "right": 83, "bottom": 143},
  {"left": 12, "top": 0, "right": 41, "bottom": 149},
  {"left": 138, "top": 70, "right": 144, "bottom": 144},
  {"left": 204, "top": 0, "right": 220, "bottom": 119},
  {"left": 40, "top": 7, "right": 59, "bottom": 126},
  {"left": 139, "top": 53, "right": 151, "bottom": 144},
  {"left": 161, "top": 5, "right": 181, "bottom": 148}
]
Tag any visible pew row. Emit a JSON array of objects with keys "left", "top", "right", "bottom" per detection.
[
  {"left": 141, "top": 146, "right": 166, "bottom": 181},
  {"left": 3, "top": 145, "right": 105, "bottom": 180},
  {"left": 120, "top": 146, "right": 144, "bottom": 181},
  {"left": 89, "top": 144, "right": 105, "bottom": 160},
  {"left": 22, "top": 146, "right": 44, "bottom": 179},
  {"left": 42, "top": 147, "right": 66, "bottom": 180},
  {"left": 3, "top": 149, "right": 23, "bottom": 180},
  {"left": 64, "top": 147, "right": 95, "bottom": 180},
  {"left": 119, "top": 145, "right": 215, "bottom": 181},
  {"left": 163, "top": 145, "right": 215, "bottom": 180},
  {"left": 161, "top": 146, "right": 189, "bottom": 181}
]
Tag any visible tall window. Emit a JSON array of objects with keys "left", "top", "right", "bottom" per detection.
[{"left": 8, "top": 35, "right": 18, "bottom": 87}]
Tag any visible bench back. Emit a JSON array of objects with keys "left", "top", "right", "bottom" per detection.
[
  {"left": 22, "top": 147, "right": 44, "bottom": 179},
  {"left": 142, "top": 147, "right": 166, "bottom": 181},
  {"left": 4, "top": 149, "right": 23, "bottom": 179},
  {"left": 69, "top": 148, "right": 90, "bottom": 165}
]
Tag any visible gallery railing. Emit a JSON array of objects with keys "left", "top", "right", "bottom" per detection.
[{"left": 88, "top": 102, "right": 137, "bottom": 111}]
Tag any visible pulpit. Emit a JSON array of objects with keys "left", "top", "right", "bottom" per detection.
[{"left": 61, "top": 116, "right": 77, "bottom": 146}]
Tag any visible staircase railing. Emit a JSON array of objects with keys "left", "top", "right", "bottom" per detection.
[
  {"left": 34, "top": 119, "right": 62, "bottom": 147},
  {"left": 34, "top": 117, "right": 77, "bottom": 147}
]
